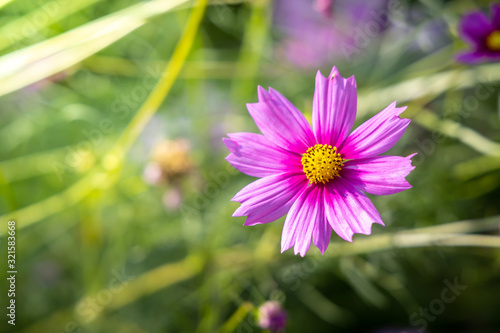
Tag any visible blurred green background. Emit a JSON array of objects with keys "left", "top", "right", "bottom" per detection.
[{"left": 1, "top": 0, "right": 500, "bottom": 332}]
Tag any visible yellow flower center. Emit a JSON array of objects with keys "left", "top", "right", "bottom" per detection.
[
  {"left": 301, "top": 144, "right": 345, "bottom": 184},
  {"left": 486, "top": 30, "right": 500, "bottom": 51}
]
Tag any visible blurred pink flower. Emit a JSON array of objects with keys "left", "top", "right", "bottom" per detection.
[
  {"left": 143, "top": 162, "right": 164, "bottom": 185},
  {"left": 257, "top": 301, "right": 287, "bottom": 333},
  {"left": 162, "top": 187, "right": 183, "bottom": 211},
  {"left": 314, "top": 0, "right": 334, "bottom": 18},
  {"left": 273, "top": 0, "right": 390, "bottom": 68}
]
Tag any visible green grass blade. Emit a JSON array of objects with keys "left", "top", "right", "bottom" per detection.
[
  {"left": 0, "top": 0, "right": 103, "bottom": 52},
  {"left": 358, "top": 63, "right": 500, "bottom": 117},
  {"left": 0, "top": 0, "right": 13, "bottom": 9},
  {"left": 0, "top": 0, "right": 189, "bottom": 97}
]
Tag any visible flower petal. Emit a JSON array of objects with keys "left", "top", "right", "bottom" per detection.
[
  {"left": 281, "top": 185, "right": 328, "bottom": 256},
  {"left": 456, "top": 50, "right": 489, "bottom": 64},
  {"left": 342, "top": 154, "right": 415, "bottom": 195},
  {"left": 312, "top": 194, "right": 332, "bottom": 254},
  {"left": 246, "top": 86, "right": 315, "bottom": 154},
  {"left": 324, "top": 178, "right": 383, "bottom": 242},
  {"left": 224, "top": 133, "right": 302, "bottom": 177},
  {"left": 457, "top": 50, "right": 500, "bottom": 63},
  {"left": 459, "top": 10, "right": 493, "bottom": 48},
  {"left": 492, "top": 4, "right": 500, "bottom": 30},
  {"left": 340, "top": 102, "right": 410, "bottom": 160},
  {"left": 312, "top": 66, "right": 357, "bottom": 148},
  {"left": 232, "top": 172, "right": 308, "bottom": 226}
]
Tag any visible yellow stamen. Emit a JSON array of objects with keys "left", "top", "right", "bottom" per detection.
[
  {"left": 486, "top": 30, "right": 500, "bottom": 51},
  {"left": 301, "top": 144, "right": 345, "bottom": 184}
]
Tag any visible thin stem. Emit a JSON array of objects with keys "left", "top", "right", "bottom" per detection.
[
  {"left": 231, "top": 0, "right": 271, "bottom": 102},
  {"left": 357, "top": 62, "right": 500, "bottom": 117},
  {"left": 218, "top": 302, "right": 254, "bottom": 333},
  {"left": 397, "top": 234, "right": 500, "bottom": 249},
  {"left": 321, "top": 216, "right": 500, "bottom": 258},
  {"left": 413, "top": 109, "right": 500, "bottom": 157}
]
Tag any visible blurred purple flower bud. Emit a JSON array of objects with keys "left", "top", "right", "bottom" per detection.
[
  {"left": 153, "top": 139, "right": 192, "bottom": 179},
  {"left": 257, "top": 301, "right": 287, "bottom": 333}
]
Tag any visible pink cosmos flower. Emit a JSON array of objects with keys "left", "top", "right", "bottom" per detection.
[
  {"left": 456, "top": 4, "right": 500, "bottom": 63},
  {"left": 224, "top": 66, "right": 415, "bottom": 256}
]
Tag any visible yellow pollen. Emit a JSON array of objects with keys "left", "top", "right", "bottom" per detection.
[
  {"left": 486, "top": 30, "right": 500, "bottom": 51},
  {"left": 301, "top": 144, "right": 345, "bottom": 184}
]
